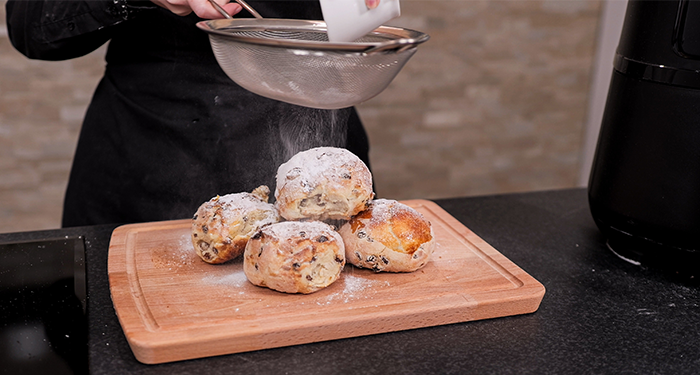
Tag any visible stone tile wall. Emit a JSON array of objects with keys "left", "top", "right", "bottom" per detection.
[
  {"left": 0, "top": 0, "right": 601, "bottom": 233},
  {"left": 1, "top": 1, "right": 105, "bottom": 233},
  {"left": 367, "top": 0, "right": 601, "bottom": 199}
]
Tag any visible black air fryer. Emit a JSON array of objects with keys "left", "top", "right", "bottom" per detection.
[{"left": 589, "top": 0, "right": 700, "bottom": 277}]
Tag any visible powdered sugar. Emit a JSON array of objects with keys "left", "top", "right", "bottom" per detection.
[
  {"left": 343, "top": 273, "right": 387, "bottom": 294},
  {"left": 205, "top": 192, "right": 277, "bottom": 222},
  {"left": 367, "top": 199, "right": 426, "bottom": 226},
  {"left": 275, "top": 146, "right": 371, "bottom": 197},
  {"left": 150, "top": 232, "right": 198, "bottom": 270},
  {"left": 196, "top": 262, "right": 389, "bottom": 305},
  {"left": 177, "top": 232, "right": 195, "bottom": 262},
  {"left": 358, "top": 199, "right": 433, "bottom": 246},
  {"left": 317, "top": 273, "right": 391, "bottom": 305},
  {"left": 202, "top": 270, "right": 248, "bottom": 288},
  {"left": 260, "top": 221, "right": 343, "bottom": 244}
]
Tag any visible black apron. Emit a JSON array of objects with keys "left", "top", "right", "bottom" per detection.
[{"left": 61, "top": 2, "right": 371, "bottom": 227}]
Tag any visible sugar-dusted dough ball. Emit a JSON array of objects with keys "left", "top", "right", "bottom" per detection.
[
  {"left": 339, "top": 199, "right": 434, "bottom": 272},
  {"left": 243, "top": 221, "right": 346, "bottom": 294},
  {"left": 274, "top": 147, "right": 374, "bottom": 222},
  {"left": 192, "top": 186, "right": 279, "bottom": 264}
]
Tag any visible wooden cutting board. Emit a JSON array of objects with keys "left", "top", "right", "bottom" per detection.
[{"left": 108, "top": 199, "right": 545, "bottom": 364}]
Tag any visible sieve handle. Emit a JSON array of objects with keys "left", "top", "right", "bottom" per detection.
[
  {"left": 235, "top": 0, "right": 263, "bottom": 18},
  {"left": 206, "top": 0, "right": 263, "bottom": 19},
  {"left": 207, "top": 0, "right": 232, "bottom": 18}
]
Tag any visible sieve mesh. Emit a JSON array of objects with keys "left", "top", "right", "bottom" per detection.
[
  {"left": 199, "top": 20, "right": 428, "bottom": 109},
  {"left": 228, "top": 29, "right": 330, "bottom": 42},
  {"left": 222, "top": 29, "right": 395, "bottom": 44}
]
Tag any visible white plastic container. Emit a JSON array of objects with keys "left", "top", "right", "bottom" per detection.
[{"left": 320, "top": 0, "right": 401, "bottom": 43}]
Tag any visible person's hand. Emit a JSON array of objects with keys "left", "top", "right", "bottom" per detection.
[
  {"left": 151, "top": 0, "right": 242, "bottom": 19},
  {"left": 365, "top": 0, "right": 380, "bottom": 9}
]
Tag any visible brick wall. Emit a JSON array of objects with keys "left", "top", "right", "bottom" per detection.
[{"left": 0, "top": 0, "right": 601, "bottom": 233}]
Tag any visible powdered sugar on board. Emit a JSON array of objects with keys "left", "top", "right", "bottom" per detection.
[
  {"left": 202, "top": 270, "right": 248, "bottom": 288},
  {"left": 149, "top": 232, "right": 198, "bottom": 270},
  {"left": 318, "top": 272, "right": 391, "bottom": 305},
  {"left": 197, "top": 262, "right": 392, "bottom": 304},
  {"left": 149, "top": 219, "right": 397, "bottom": 307}
]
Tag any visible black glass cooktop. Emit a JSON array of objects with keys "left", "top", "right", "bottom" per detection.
[{"left": 0, "top": 236, "right": 87, "bottom": 375}]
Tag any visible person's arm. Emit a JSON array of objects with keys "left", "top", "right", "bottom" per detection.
[
  {"left": 5, "top": 0, "right": 239, "bottom": 61},
  {"left": 5, "top": 0, "right": 157, "bottom": 61}
]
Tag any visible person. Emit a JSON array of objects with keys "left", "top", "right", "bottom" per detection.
[{"left": 5, "top": 0, "right": 372, "bottom": 227}]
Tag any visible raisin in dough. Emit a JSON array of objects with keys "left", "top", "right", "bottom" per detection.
[
  {"left": 192, "top": 186, "right": 279, "bottom": 264},
  {"left": 339, "top": 199, "right": 434, "bottom": 272},
  {"left": 275, "top": 147, "right": 374, "bottom": 222},
  {"left": 243, "top": 221, "right": 346, "bottom": 294}
]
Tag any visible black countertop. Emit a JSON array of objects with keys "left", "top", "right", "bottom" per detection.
[{"left": 1, "top": 188, "right": 698, "bottom": 374}]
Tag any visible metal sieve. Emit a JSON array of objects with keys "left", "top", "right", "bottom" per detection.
[{"left": 196, "top": 18, "right": 429, "bottom": 109}]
